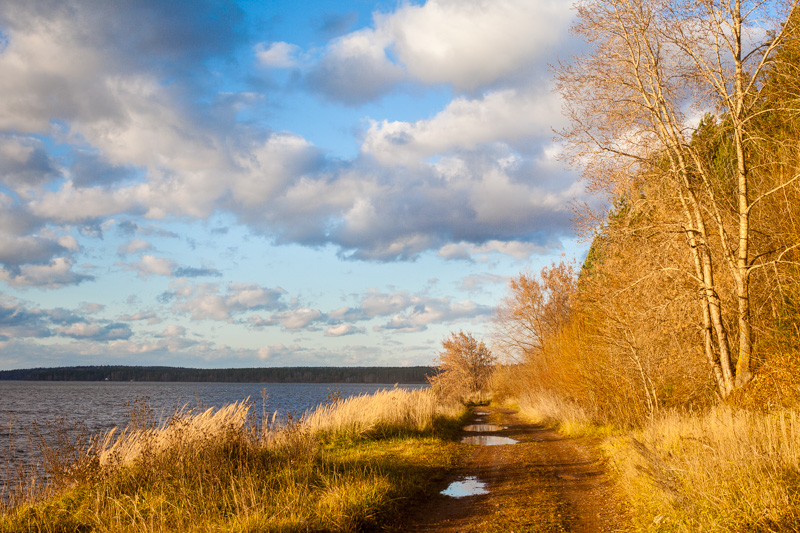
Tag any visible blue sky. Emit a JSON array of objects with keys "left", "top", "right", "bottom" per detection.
[{"left": 0, "top": 0, "right": 589, "bottom": 369}]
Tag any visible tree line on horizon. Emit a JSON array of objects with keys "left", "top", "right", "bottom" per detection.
[{"left": 0, "top": 365, "right": 435, "bottom": 384}]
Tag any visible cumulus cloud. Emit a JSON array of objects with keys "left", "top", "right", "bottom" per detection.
[
  {"left": 438, "top": 240, "right": 554, "bottom": 262},
  {"left": 257, "top": 343, "right": 305, "bottom": 361},
  {"left": 0, "top": 257, "right": 93, "bottom": 288},
  {"left": 305, "top": 0, "right": 573, "bottom": 104},
  {"left": 123, "top": 254, "right": 176, "bottom": 278},
  {"left": 70, "top": 150, "right": 137, "bottom": 188},
  {"left": 0, "top": 0, "right": 583, "bottom": 345},
  {"left": 118, "top": 239, "right": 152, "bottom": 255},
  {"left": 249, "top": 307, "right": 325, "bottom": 331},
  {"left": 378, "top": 298, "right": 493, "bottom": 333},
  {"left": 158, "top": 324, "right": 186, "bottom": 337},
  {"left": 384, "top": 0, "right": 572, "bottom": 90},
  {"left": 0, "top": 234, "right": 69, "bottom": 272},
  {"left": 0, "top": 296, "right": 130, "bottom": 343},
  {"left": 255, "top": 41, "right": 301, "bottom": 68},
  {"left": 166, "top": 281, "right": 286, "bottom": 321},
  {"left": 57, "top": 321, "right": 132, "bottom": 341},
  {"left": 362, "top": 88, "right": 564, "bottom": 166},
  {"left": 329, "top": 289, "right": 493, "bottom": 332},
  {"left": 306, "top": 26, "right": 406, "bottom": 105},
  {"left": 325, "top": 323, "right": 364, "bottom": 337},
  {"left": 0, "top": 134, "right": 61, "bottom": 192}
]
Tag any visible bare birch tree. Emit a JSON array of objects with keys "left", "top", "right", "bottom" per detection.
[{"left": 557, "top": 0, "right": 800, "bottom": 397}]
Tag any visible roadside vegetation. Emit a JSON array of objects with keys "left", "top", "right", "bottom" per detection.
[
  {"left": 491, "top": 1, "right": 800, "bottom": 530},
  {"left": 5, "top": 1, "right": 800, "bottom": 531},
  {"left": 0, "top": 388, "right": 466, "bottom": 532}
]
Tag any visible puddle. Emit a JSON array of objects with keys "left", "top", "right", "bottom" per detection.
[
  {"left": 441, "top": 476, "right": 490, "bottom": 498},
  {"left": 475, "top": 411, "right": 490, "bottom": 415},
  {"left": 461, "top": 435, "right": 519, "bottom": 446},
  {"left": 463, "top": 424, "right": 503, "bottom": 432}
]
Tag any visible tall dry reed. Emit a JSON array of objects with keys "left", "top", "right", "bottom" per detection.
[{"left": 1, "top": 386, "right": 463, "bottom": 533}]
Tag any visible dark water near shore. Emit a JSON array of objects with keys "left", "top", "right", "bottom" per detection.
[{"left": 0, "top": 381, "right": 426, "bottom": 492}]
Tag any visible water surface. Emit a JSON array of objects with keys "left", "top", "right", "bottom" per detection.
[
  {"left": 461, "top": 435, "right": 518, "bottom": 446},
  {"left": 441, "top": 476, "right": 489, "bottom": 497},
  {"left": 0, "top": 381, "right": 425, "bottom": 490}
]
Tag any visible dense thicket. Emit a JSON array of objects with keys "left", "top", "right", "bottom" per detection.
[{"left": 495, "top": 1, "right": 800, "bottom": 425}]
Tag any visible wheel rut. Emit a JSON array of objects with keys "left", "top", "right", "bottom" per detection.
[{"left": 399, "top": 406, "right": 629, "bottom": 532}]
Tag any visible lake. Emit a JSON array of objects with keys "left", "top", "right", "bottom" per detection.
[{"left": 0, "top": 381, "right": 427, "bottom": 493}]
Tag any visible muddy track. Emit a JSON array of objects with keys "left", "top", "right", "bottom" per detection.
[{"left": 398, "top": 406, "right": 629, "bottom": 532}]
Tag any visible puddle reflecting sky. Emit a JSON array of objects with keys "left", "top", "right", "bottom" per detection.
[
  {"left": 441, "top": 476, "right": 490, "bottom": 498},
  {"left": 461, "top": 435, "right": 518, "bottom": 446},
  {"left": 463, "top": 424, "right": 503, "bottom": 432}
]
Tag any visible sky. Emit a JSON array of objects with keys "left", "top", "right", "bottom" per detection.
[{"left": 0, "top": 0, "right": 590, "bottom": 370}]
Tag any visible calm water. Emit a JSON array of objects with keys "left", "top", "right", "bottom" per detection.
[{"left": 0, "top": 381, "right": 426, "bottom": 490}]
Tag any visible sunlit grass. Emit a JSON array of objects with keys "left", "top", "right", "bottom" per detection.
[
  {"left": 605, "top": 407, "right": 800, "bottom": 532},
  {"left": 0, "top": 388, "right": 466, "bottom": 532}
]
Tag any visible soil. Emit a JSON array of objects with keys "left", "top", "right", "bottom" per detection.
[{"left": 396, "top": 406, "right": 630, "bottom": 532}]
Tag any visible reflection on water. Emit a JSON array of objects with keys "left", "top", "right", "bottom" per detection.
[
  {"left": 461, "top": 435, "right": 518, "bottom": 446},
  {"left": 441, "top": 476, "right": 489, "bottom": 497},
  {"left": 463, "top": 424, "right": 503, "bottom": 432}
]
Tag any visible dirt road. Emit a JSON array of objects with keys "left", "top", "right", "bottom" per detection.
[{"left": 400, "top": 406, "right": 629, "bottom": 532}]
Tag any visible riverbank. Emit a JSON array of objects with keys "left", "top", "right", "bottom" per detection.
[{"left": 1, "top": 388, "right": 466, "bottom": 532}]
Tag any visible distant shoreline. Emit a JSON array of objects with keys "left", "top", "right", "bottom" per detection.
[{"left": 0, "top": 365, "right": 435, "bottom": 384}]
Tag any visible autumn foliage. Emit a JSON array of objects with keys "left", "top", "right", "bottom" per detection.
[{"left": 429, "top": 331, "right": 496, "bottom": 403}]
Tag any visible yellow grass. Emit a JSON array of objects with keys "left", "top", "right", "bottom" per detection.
[
  {"left": 605, "top": 407, "right": 800, "bottom": 531},
  {"left": 1, "top": 387, "right": 466, "bottom": 532},
  {"left": 302, "top": 386, "right": 460, "bottom": 438},
  {"left": 513, "top": 388, "right": 615, "bottom": 437}
]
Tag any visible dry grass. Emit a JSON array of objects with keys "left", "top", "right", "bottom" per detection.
[
  {"left": 605, "top": 407, "right": 800, "bottom": 531},
  {"left": 302, "top": 386, "right": 461, "bottom": 440},
  {"left": 513, "top": 388, "right": 614, "bottom": 437},
  {"left": 1, "top": 387, "right": 466, "bottom": 532},
  {"left": 500, "top": 382, "right": 800, "bottom": 532}
]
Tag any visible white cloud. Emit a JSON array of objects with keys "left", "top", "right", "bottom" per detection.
[
  {"left": 169, "top": 281, "right": 286, "bottom": 321},
  {"left": 118, "top": 238, "right": 152, "bottom": 255},
  {"left": 439, "top": 240, "right": 549, "bottom": 261},
  {"left": 385, "top": 0, "right": 571, "bottom": 90},
  {"left": 305, "top": 0, "right": 574, "bottom": 104},
  {"left": 325, "top": 323, "right": 365, "bottom": 337},
  {"left": 257, "top": 343, "right": 305, "bottom": 361},
  {"left": 158, "top": 325, "right": 186, "bottom": 338},
  {"left": 362, "top": 89, "right": 563, "bottom": 166},
  {"left": 306, "top": 26, "right": 406, "bottom": 104},
  {"left": 56, "top": 321, "right": 132, "bottom": 341},
  {"left": 126, "top": 254, "right": 176, "bottom": 278},
  {"left": 380, "top": 298, "right": 493, "bottom": 333},
  {"left": 274, "top": 308, "right": 324, "bottom": 330},
  {"left": 0, "top": 256, "right": 92, "bottom": 288},
  {"left": 255, "top": 41, "right": 301, "bottom": 68}
]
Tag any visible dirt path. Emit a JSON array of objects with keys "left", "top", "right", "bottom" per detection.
[{"left": 400, "top": 406, "right": 629, "bottom": 532}]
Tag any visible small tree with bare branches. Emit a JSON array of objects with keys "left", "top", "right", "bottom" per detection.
[{"left": 429, "top": 331, "right": 496, "bottom": 402}]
